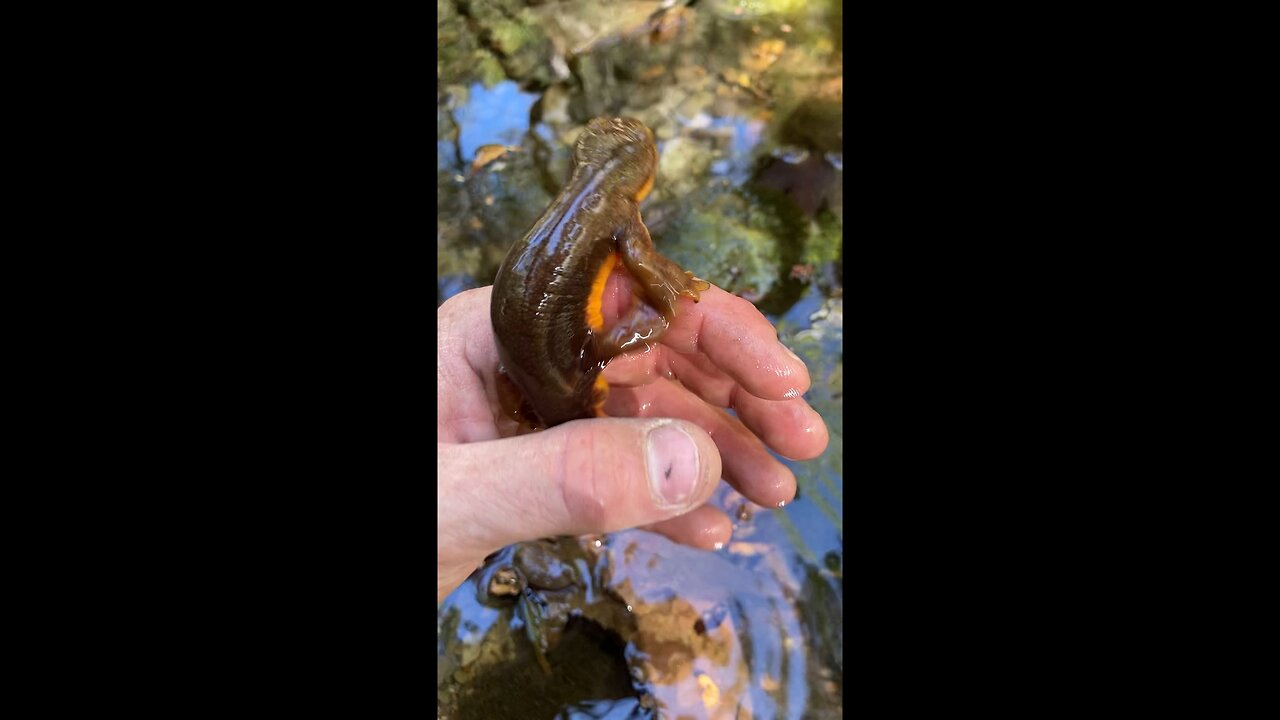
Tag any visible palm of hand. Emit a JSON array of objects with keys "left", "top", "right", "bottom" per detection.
[{"left": 437, "top": 273, "right": 828, "bottom": 602}]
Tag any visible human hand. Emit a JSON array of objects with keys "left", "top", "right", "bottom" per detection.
[{"left": 437, "top": 274, "right": 829, "bottom": 602}]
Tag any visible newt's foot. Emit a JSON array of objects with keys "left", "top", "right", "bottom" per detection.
[
  {"left": 683, "top": 272, "right": 711, "bottom": 300},
  {"left": 653, "top": 267, "right": 708, "bottom": 319}
]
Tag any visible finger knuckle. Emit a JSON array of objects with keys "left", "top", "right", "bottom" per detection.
[{"left": 558, "top": 424, "right": 617, "bottom": 531}]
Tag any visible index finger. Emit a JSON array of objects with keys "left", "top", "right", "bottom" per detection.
[
  {"left": 601, "top": 270, "right": 811, "bottom": 401},
  {"left": 656, "top": 284, "right": 812, "bottom": 401}
]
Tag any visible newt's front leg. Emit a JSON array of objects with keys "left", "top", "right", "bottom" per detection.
[
  {"left": 586, "top": 276, "right": 667, "bottom": 418},
  {"left": 591, "top": 288, "right": 668, "bottom": 359},
  {"left": 588, "top": 216, "right": 710, "bottom": 417},
  {"left": 591, "top": 217, "right": 709, "bottom": 360},
  {"left": 616, "top": 215, "right": 709, "bottom": 322}
]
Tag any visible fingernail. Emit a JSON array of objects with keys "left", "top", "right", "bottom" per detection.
[{"left": 646, "top": 422, "right": 700, "bottom": 508}]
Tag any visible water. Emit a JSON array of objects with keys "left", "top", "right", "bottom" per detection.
[{"left": 453, "top": 81, "right": 540, "bottom": 161}]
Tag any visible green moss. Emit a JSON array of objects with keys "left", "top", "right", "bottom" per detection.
[
  {"left": 657, "top": 189, "right": 783, "bottom": 299},
  {"left": 488, "top": 19, "right": 533, "bottom": 56},
  {"left": 802, "top": 210, "right": 842, "bottom": 268},
  {"left": 474, "top": 52, "right": 507, "bottom": 88},
  {"left": 438, "top": 1, "right": 507, "bottom": 88}
]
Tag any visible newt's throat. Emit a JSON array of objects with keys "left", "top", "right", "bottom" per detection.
[{"left": 585, "top": 251, "right": 620, "bottom": 333}]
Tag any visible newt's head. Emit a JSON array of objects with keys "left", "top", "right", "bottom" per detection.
[{"left": 572, "top": 117, "right": 658, "bottom": 201}]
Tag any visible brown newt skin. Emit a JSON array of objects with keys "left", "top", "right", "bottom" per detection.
[{"left": 491, "top": 117, "right": 708, "bottom": 428}]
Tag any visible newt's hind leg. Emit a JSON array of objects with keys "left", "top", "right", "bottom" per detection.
[{"left": 617, "top": 216, "right": 710, "bottom": 323}]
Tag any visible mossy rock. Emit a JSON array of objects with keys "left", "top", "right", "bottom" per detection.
[
  {"left": 777, "top": 96, "right": 842, "bottom": 154},
  {"left": 438, "top": 1, "right": 508, "bottom": 88},
  {"left": 657, "top": 189, "right": 783, "bottom": 300},
  {"left": 456, "top": 0, "right": 556, "bottom": 87}
]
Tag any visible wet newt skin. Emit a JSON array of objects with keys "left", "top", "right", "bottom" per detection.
[{"left": 491, "top": 117, "right": 709, "bottom": 428}]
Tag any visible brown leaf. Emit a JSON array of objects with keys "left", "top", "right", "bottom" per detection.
[{"left": 470, "top": 144, "right": 520, "bottom": 173}]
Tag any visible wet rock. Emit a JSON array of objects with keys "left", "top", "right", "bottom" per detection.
[
  {"left": 803, "top": 207, "right": 841, "bottom": 271},
  {"left": 657, "top": 189, "right": 783, "bottom": 300},
  {"left": 611, "top": 582, "right": 733, "bottom": 686},
  {"left": 530, "top": 83, "right": 573, "bottom": 127},
  {"left": 673, "top": 63, "right": 710, "bottom": 88},
  {"left": 674, "top": 90, "right": 717, "bottom": 124},
  {"left": 440, "top": 138, "right": 552, "bottom": 288},
  {"left": 529, "top": 0, "right": 666, "bottom": 57},
  {"left": 446, "top": 616, "right": 642, "bottom": 719},
  {"left": 514, "top": 540, "right": 578, "bottom": 591},
  {"left": 473, "top": 539, "right": 634, "bottom": 660},
  {"left": 566, "top": 53, "right": 618, "bottom": 121},
  {"left": 455, "top": 0, "right": 556, "bottom": 87},
  {"left": 776, "top": 94, "right": 842, "bottom": 154},
  {"left": 753, "top": 151, "right": 838, "bottom": 218},
  {"left": 654, "top": 136, "right": 715, "bottom": 201},
  {"left": 488, "top": 567, "right": 521, "bottom": 597},
  {"left": 437, "top": 0, "right": 507, "bottom": 88},
  {"left": 441, "top": 537, "right": 645, "bottom": 719},
  {"left": 525, "top": 122, "right": 573, "bottom": 195}
]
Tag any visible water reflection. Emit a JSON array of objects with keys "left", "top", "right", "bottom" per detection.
[
  {"left": 441, "top": 450, "right": 843, "bottom": 718},
  {"left": 606, "top": 530, "right": 814, "bottom": 718},
  {"left": 452, "top": 81, "right": 540, "bottom": 162}
]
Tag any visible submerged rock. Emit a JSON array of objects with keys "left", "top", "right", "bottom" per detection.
[{"left": 439, "top": 537, "right": 645, "bottom": 719}]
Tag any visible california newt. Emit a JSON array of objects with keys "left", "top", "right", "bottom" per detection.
[{"left": 491, "top": 117, "right": 708, "bottom": 428}]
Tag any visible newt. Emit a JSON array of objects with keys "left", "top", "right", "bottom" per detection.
[{"left": 491, "top": 117, "right": 708, "bottom": 428}]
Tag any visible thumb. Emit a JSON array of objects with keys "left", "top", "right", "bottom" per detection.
[{"left": 438, "top": 418, "right": 722, "bottom": 553}]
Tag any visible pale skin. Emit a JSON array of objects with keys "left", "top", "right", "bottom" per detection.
[{"left": 438, "top": 270, "right": 830, "bottom": 603}]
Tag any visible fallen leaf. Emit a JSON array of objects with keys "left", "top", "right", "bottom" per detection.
[
  {"left": 698, "top": 673, "right": 721, "bottom": 710},
  {"left": 727, "top": 541, "right": 772, "bottom": 556},
  {"left": 470, "top": 144, "right": 520, "bottom": 173}
]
